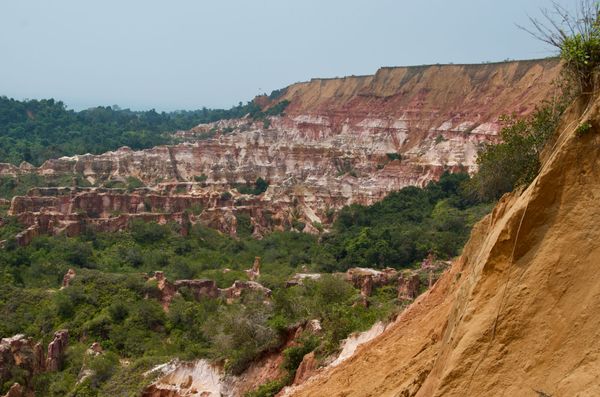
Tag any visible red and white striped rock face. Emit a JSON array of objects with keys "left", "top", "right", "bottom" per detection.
[{"left": 1, "top": 60, "right": 561, "bottom": 240}]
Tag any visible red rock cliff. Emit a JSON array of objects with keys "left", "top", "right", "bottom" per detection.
[{"left": 2, "top": 59, "right": 561, "bottom": 240}]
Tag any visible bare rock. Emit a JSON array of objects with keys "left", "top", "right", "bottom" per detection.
[
  {"left": 61, "top": 268, "right": 76, "bottom": 288},
  {"left": 173, "top": 279, "right": 219, "bottom": 300},
  {"left": 346, "top": 267, "right": 398, "bottom": 297},
  {"left": 220, "top": 281, "right": 272, "bottom": 303},
  {"left": 286, "top": 273, "right": 321, "bottom": 287},
  {"left": 46, "top": 330, "right": 68, "bottom": 372},
  {"left": 293, "top": 352, "right": 318, "bottom": 385},
  {"left": 245, "top": 256, "right": 261, "bottom": 281},
  {"left": 87, "top": 342, "right": 103, "bottom": 356},
  {"left": 147, "top": 271, "right": 178, "bottom": 311},
  {"left": 397, "top": 272, "right": 420, "bottom": 301}
]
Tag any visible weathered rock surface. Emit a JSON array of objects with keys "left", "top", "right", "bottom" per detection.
[
  {"left": 345, "top": 267, "right": 399, "bottom": 297},
  {"left": 143, "top": 318, "right": 373, "bottom": 397},
  {"left": 245, "top": 256, "right": 261, "bottom": 281},
  {"left": 61, "top": 268, "right": 76, "bottom": 289},
  {"left": 146, "top": 271, "right": 272, "bottom": 311},
  {"left": 292, "top": 352, "right": 318, "bottom": 386},
  {"left": 0, "top": 330, "right": 69, "bottom": 395},
  {"left": 46, "top": 330, "right": 68, "bottom": 372},
  {"left": 288, "top": 90, "right": 600, "bottom": 397},
  {"left": 0, "top": 335, "right": 45, "bottom": 383},
  {"left": 397, "top": 272, "right": 421, "bottom": 301},
  {"left": 1, "top": 60, "right": 561, "bottom": 242},
  {"left": 220, "top": 281, "right": 272, "bottom": 304}
]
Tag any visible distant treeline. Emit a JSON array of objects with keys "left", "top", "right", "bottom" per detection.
[{"left": 0, "top": 96, "right": 280, "bottom": 166}]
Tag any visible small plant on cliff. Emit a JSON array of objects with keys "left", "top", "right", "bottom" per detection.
[
  {"left": 220, "top": 191, "right": 233, "bottom": 201},
  {"left": 194, "top": 173, "right": 208, "bottom": 183},
  {"left": 576, "top": 121, "right": 593, "bottom": 136},
  {"left": 521, "top": 0, "right": 600, "bottom": 94},
  {"left": 386, "top": 152, "right": 401, "bottom": 161},
  {"left": 236, "top": 177, "right": 269, "bottom": 195}
]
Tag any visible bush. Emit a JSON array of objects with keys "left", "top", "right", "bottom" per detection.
[
  {"left": 576, "top": 121, "right": 593, "bottom": 136},
  {"left": 220, "top": 191, "right": 233, "bottom": 201},
  {"left": 194, "top": 174, "right": 208, "bottom": 183},
  {"left": 468, "top": 102, "right": 565, "bottom": 201},
  {"left": 236, "top": 177, "right": 269, "bottom": 195},
  {"left": 524, "top": 1, "right": 600, "bottom": 94},
  {"left": 204, "top": 296, "right": 279, "bottom": 375},
  {"left": 245, "top": 378, "right": 288, "bottom": 397}
]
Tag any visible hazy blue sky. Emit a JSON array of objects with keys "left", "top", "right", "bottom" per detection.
[{"left": 0, "top": 0, "right": 573, "bottom": 111}]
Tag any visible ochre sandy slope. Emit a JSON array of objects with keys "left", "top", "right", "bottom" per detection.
[{"left": 291, "top": 95, "right": 600, "bottom": 396}]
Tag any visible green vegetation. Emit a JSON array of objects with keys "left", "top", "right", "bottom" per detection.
[
  {"left": 467, "top": 2, "right": 599, "bottom": 202},
  {"left": 0, "top": 96, "right": 289, "bottom": 166},
  {"left": 0, "top": 173, "right": 489, "bottom": 395},
  {"left": 386, "top": 152, "right": 401, "bottom": 161},
  {"left": 236, "top": 177, "right": 269, "bottom": 195},
  {"left": 467, "top": 103, "right": 566, "bottom": 201},
  {"left": 576, "top": 121, "right": 593, "bottom": 137},
  {"left": 0, "top": 173, "right": 91, "bottom": 200},
  {"left": 320, "top": 172, "right": 491, "bottom": 271},
  {"left": 524, "top": 1, "right": 600, "bottom": 94},
  {"left": 194, "top": 174, "right": 208, "bottom": 183}
]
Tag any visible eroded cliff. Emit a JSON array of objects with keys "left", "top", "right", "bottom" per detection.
[
  {"left": 288, "top": 94, "right": 600, "bottom": 396},
  {"left": 1, "top": 59, "right": 561, "bottom": 240}
]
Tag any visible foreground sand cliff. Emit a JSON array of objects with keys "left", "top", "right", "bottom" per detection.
[{"left": 289, "top": 95, "right": 600, "bottom": 396}]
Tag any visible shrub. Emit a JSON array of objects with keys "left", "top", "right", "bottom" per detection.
[
  {"left": 126, "top": 177, "right": 144, "bottom": 192},
  {"left": 220, "top": 191, "right": 233, "bottom": 201},
  {"left": 386, "top": 152, "right": 401, "bottom": 161},
  {"left": 576, "top": 121, "right": 593, "bottom": 136},
  {"left": 130, "top": 220, "right": 169, "bottom": 244},
  {"left": 523, "top": 1, "right": 600, "bottom": 94},
  {"left": 245, "top": 378, "right": 288, "bottom": 397},
  {"left": 282, "top": 336, "right": 319, "bottom": 376},
  {"left": 194, "top": 174, "right": 208, "bottom": 183},
  {"left": 468, "top": 101, "right": 565, "bottom": 201}
]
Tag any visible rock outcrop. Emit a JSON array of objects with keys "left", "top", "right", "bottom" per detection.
[
  {"left": 61, "top": 268, "right": 76, "bottom": 289},
  {"left": 396, "top": 272, "right": 421, "bottom": 301},
  {"left": 0, "top": 330, "right": 69, "bottom": 394},
  {"left": 146, "top": 271, "right": 272, "bottom": 310},
  {"left": 1, "top": 60, "right": 561, "bottom": 243},
  {"left": 0, "top": 335, "right": 45, "bottom": 382},
  {"left": 292, "top": 352, "right": 318, "bottom": 386},
  {"left": 345, "top": 267, "right": 399, "bottom": 297},
  {"left": 288, "top": 95, "right": 600, "bottom": 396},
  {"left": 245, "top": 256, "right": 261, "bottom": 281},
  {"left": 46, "top": 330, "right": 68, "bottom": 372},
  {"left": 220, "top": 281, "right": 272, "bottom": 304}
]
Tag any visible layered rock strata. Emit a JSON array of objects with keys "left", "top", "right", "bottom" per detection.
[
  {"left": 288, "top": 91, "right": 600, "bottom": 397},
  {"left": 1, "top": 60, "right": 561, "bottom": 241}
]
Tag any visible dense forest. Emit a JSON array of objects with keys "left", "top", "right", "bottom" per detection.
[
  {"left": 0, "top": 96, "right": 285, "bottom": 166},
  {"left": 0, "top": 173, "right": 490, "bottom": 396}
]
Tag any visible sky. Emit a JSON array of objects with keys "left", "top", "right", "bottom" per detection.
[{"left": 0, "top": 0, "right": 574, "bottom": 111}]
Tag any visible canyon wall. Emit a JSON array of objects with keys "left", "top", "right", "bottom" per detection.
[
  {"left": 2, "top": 59, "right": 561, "bottom": 240},
  {"left": 288, "top": 92, "right": 600, "bottom": 396}
]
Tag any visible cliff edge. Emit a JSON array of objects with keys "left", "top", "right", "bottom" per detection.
[{"left": 290, "top": 94, "right": 600, "bottom": 396}]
